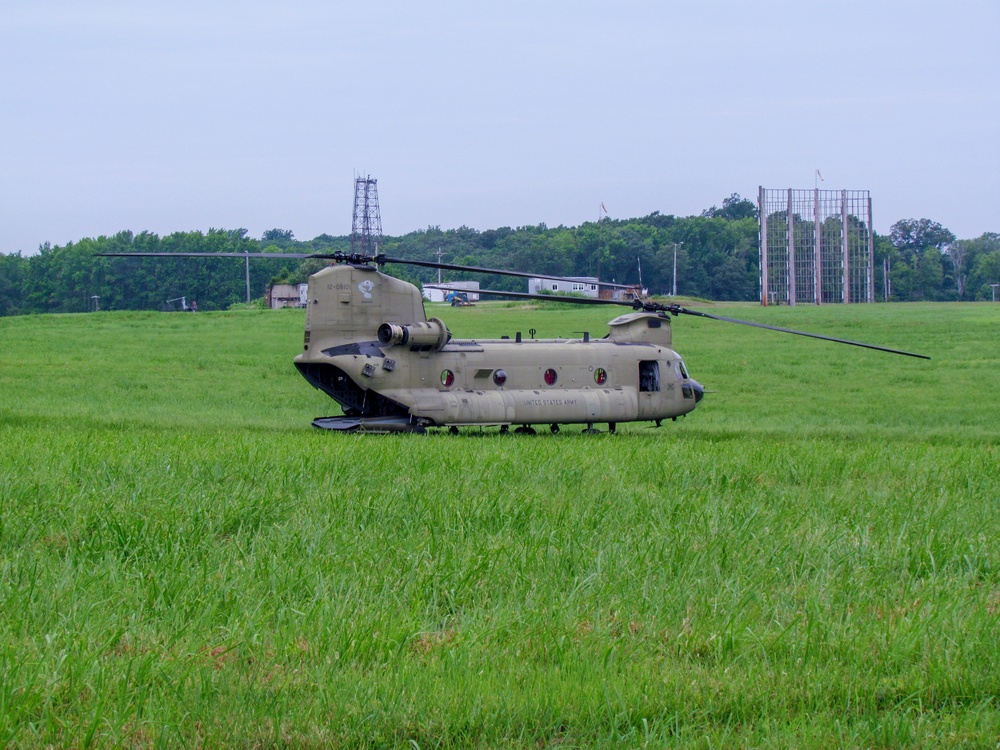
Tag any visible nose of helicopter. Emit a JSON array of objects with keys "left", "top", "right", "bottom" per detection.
[{"left": 690, "top": 380, "right": 704, "bottom": 403}]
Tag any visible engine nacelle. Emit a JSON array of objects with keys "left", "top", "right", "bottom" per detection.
[{"left": 377, "top": 317, "right": 451, "bottom": 351}]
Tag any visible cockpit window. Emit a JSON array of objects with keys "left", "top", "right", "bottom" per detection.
[{"left": 678, "top": 360, "right": 689, "bottom": 379}]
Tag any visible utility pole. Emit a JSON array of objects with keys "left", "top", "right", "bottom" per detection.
[
  {"left": 245, "top": 249, "right": 251, "bottom": 304},
  {"left": 595, "top": 202, "right": 609, "bottom": 282},
  {"left": 435, "top": 248, "right": 445, "bottom": 285},
  {"left": 672, "top": 242, "right": 682, "bottom": 297}
]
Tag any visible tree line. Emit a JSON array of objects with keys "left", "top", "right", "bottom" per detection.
[
  {"left": 880, "top": 219, "right": 1000, "bottom": 301},
  {"left": 1, "top": 197, "right": 996, "bottom": 316}
]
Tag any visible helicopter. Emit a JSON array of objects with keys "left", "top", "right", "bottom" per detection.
[{"left": 101, "top": 249, "right": 929, "bottom": 434}]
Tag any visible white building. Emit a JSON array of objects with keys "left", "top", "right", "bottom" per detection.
[
  {"left": 528, "top": 277, "right": 600, "bottom": 298},
  {"left": 268, "top": 283, "right": 308, "bottom": 309}
]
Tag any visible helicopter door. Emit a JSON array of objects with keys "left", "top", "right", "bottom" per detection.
[
  {"left": 639, "top": 361, "right": 660, "bottom": 392},
  {"left": 637, "top": 360, "right": 662, "bottom": 420}
]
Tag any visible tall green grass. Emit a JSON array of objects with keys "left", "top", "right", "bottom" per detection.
[{"left": 0, "top": 302, "right": 997, "bottom": 747}]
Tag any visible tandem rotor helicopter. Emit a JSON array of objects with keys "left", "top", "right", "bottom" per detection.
[{"left": 102, "top": 249, "right": 929, "bottom": 435}]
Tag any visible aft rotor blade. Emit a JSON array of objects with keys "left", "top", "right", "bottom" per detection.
[
  {"left": 380, "top": 256, "right": 634, "bottom": 289},
  {"left": 97, "top": 251, "right": 317, "bottom": 259},
  {"left": 476, "top": 288, "right": 629, "bottom": 306},
  {"left": 100, "top": 251, "right": 636, "bottom": 289}
]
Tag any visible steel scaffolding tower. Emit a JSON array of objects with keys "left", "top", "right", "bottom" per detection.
[
  {"left": 350, "top": 175, "right": 383, "bottom": 255},
  {"left": 758, "top": 187, "right": 874, "bottom": 306}
]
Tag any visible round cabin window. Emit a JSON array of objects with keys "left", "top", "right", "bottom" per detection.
[
  {"left": 594, "top": 368, "right": 608, "bottom": 385},
  {"left": 441, "top": 369, "right": 455, "bottom": 387},
  {"left": 544, "top": 368, "right": 558, "bottom": 386},
  {"left": 493, "top": 369, "right": 507, "bottom": 387}
]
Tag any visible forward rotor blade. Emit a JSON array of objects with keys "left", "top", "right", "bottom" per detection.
[
  {"left": 475, "top": 289, "right": 929, "bottom": 359},
  {"left": 669, "top": 308, "right": 931, "bottom": 359}
]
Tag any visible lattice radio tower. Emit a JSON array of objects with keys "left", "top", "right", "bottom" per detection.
[{"left": 350, "top": 175, "right": 383, "bottom": 255}]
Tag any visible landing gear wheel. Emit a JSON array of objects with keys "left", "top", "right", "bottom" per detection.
[
  {"left": 499, "top": 425, "right": 510, "bottom": 435},
  {"left": 582, "top": 422, "right": 601, "bottom": 434},
  {"left": 550, "top": 424, "right": 560, "bottom": 434},
  {"left": 449, "top": 426, "right": 459, "bottom": 435},
  {"left": 514, "top": 425, "right": 536, "bottom": 435}
]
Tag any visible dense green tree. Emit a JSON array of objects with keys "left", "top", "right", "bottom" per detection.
[
  {"left": 885, "top": 219, "right": 958, "bottom": 301},
  {"left": 915, "top": 246, "right": 945, "bottom": 300},
  {"left": 261, "top": 228, "right": 295, "bottom": 242},
  {"left": 701, "top": 193, "right": 757, "bottom": 221},
  {"left": 0, "top": 252, "right": 24, "bottom": 315},
  {"left": 889, "top": 255, "right": 916, "bottom": 302},
  {"left": 945, "top": 233, "right": 999, "bottom": 300},
  {"left": 966, "top": 233, "right": 1000, "bottom": 300},
  {"left": 889, "top": 218, "right": 955, "bottom": 257}
]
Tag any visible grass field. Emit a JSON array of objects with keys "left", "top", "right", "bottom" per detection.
[{"left": 1, "top": 300, "right": 998, "bottom": 748}]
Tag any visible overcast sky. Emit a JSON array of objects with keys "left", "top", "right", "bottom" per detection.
[{"left": 1, "top": 0, "right": 997, "bottom": 254}]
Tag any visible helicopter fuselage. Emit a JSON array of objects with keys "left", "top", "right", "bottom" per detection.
[{"left": 293, "top": 264, "right": 704, "bottom": 432}]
